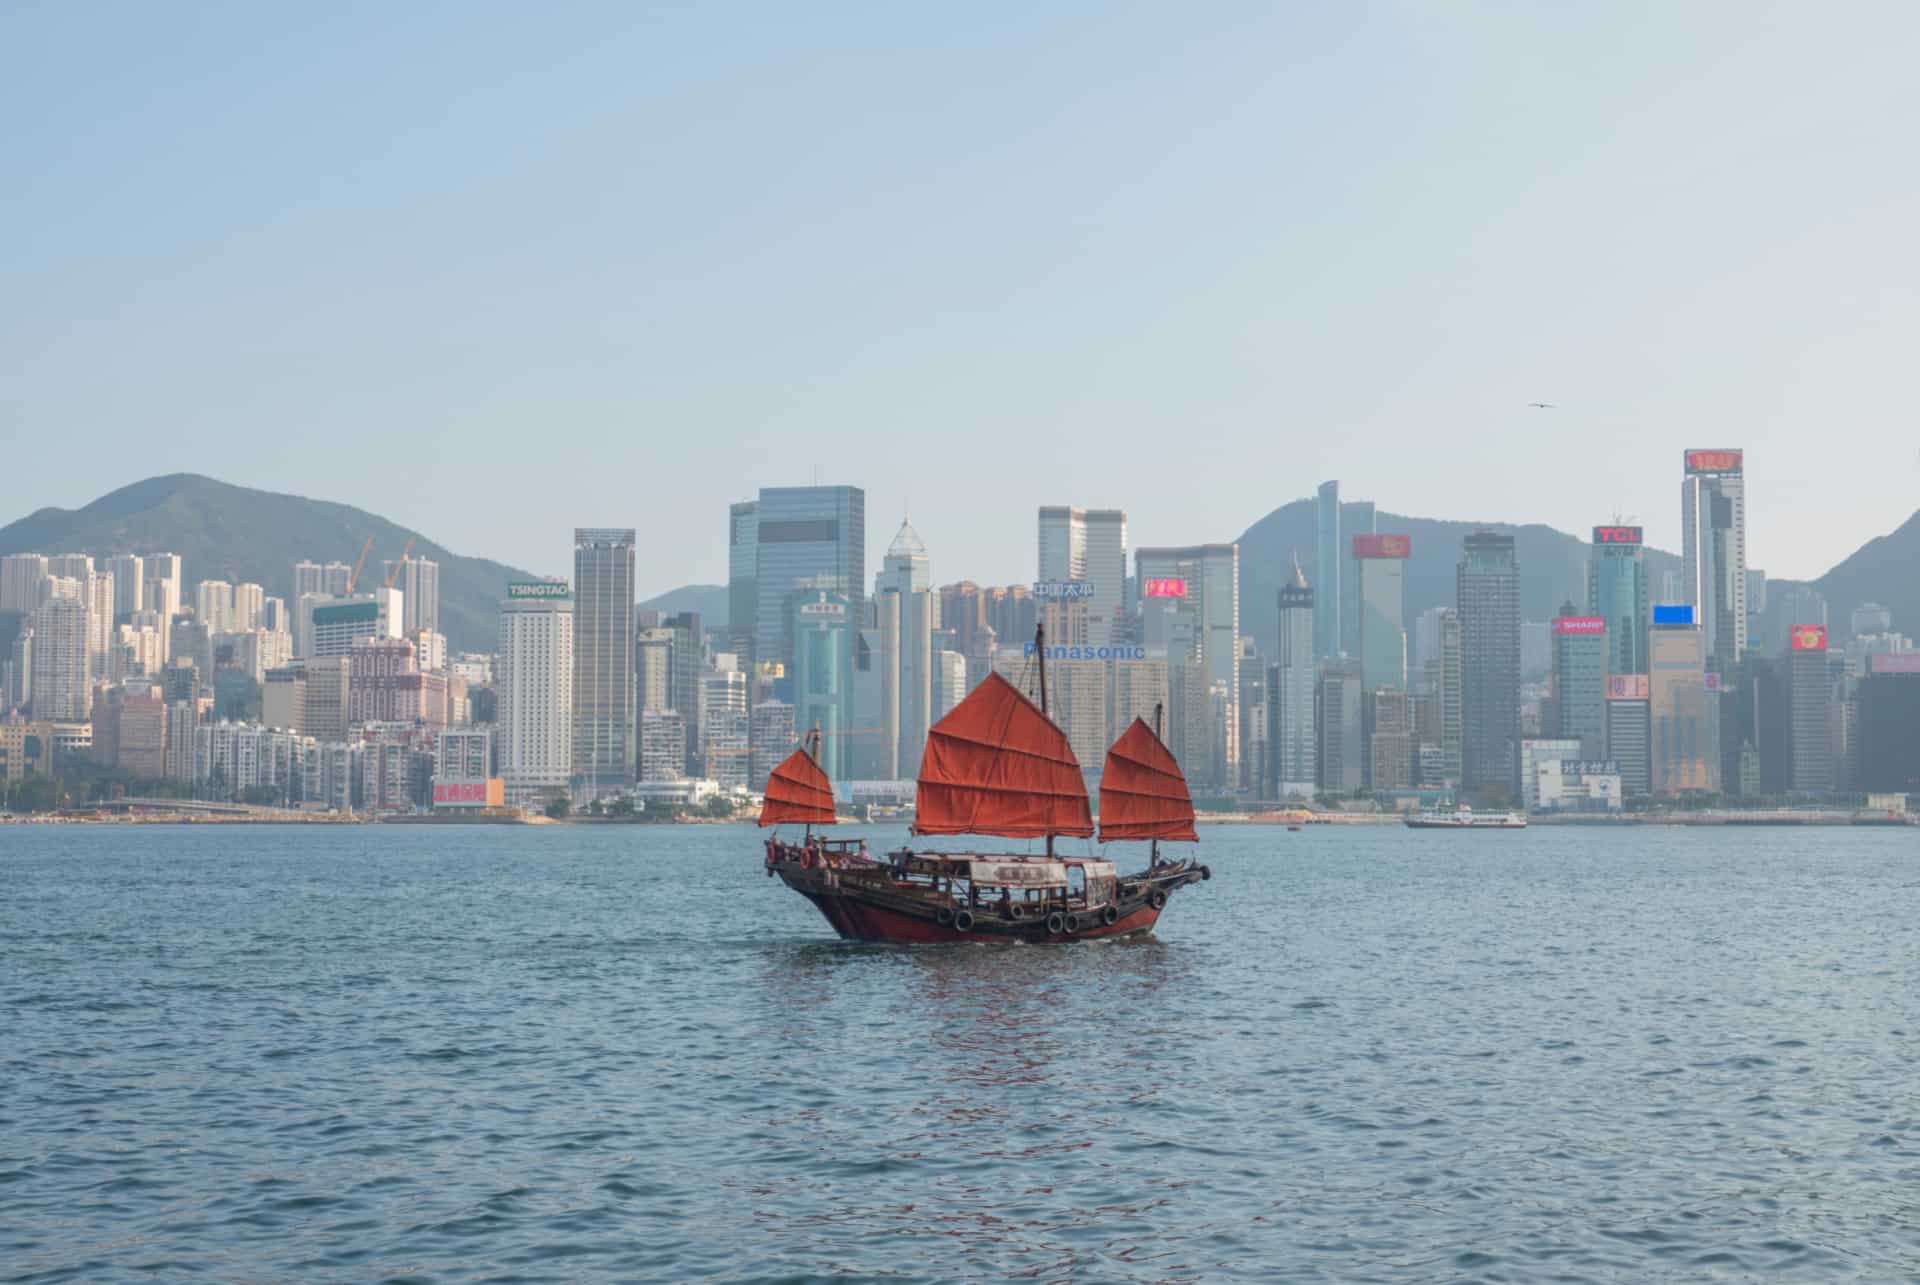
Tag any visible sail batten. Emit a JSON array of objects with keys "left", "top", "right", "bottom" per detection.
[
  {"left": 758, "top": 747, "right": 837, "bottom": 826},
  {"left": 913, "top": 672, "right": 1093, "bottom": 839},
  {"left": 1097, "top": 718, "right": 1198, "bottom": 843}
]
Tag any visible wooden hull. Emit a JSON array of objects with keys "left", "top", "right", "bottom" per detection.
[{"left": 767, "top": 848, "right": 1206, "bottom": 945}]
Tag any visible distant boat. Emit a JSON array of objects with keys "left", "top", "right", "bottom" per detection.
[
  {"left": 761, "top": 626, "right": 1210, "bottom": 943},
  {"left": 1404, "top": 805, "right": 1527, "bottom": 830}
]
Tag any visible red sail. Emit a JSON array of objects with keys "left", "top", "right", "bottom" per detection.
[
  {"left": 758, "top": 748, "right": 837, "bottom": 827},
  {"left": 913, "top": 672, "right": 1094, "bottom": 839},
  {"left": 1097, "top": 718, "right": 1198, "bottom": 843}
]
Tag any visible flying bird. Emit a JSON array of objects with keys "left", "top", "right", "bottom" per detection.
[{"left": 1527, "top": 401, "right": 1556, "bottom": 409}]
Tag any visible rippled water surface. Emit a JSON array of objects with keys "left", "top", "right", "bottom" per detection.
[{"left": 6, "top": 822, "right": 1920, "bottom": 1281}]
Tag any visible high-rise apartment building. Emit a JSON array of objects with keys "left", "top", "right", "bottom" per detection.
[
  {"left": 748, "top": 698, "right": 796, "bottom": 792},
  {"left": 639, "top": 710, "right": 687, "bottom": 783},
  {"left": 572, "top": 528, "right": 637, "bottom": 796},
  {"left": 231, "top": 582, "right": 265, "bottom": 633},
  {"left": 143, "top": 553, "right": 183, "bottom": 628},
  {"left": 28, "top": 595, "right": 90, "bottom": 720},
  {"left": 1786, "top": 624, "right": 1833, "bottom": 794},
  {"left": 1427, "top": 607, "right": 1464, "bottom": 787},
  {"left": 383, "top": 558, "right": 440, "bottom": 638},
  {"left": 1353, "top": 535, "right": 1409, "bottom": 693},
  {"left": 1681, "top": 449, "right": 1748, "bottom": 675},
  {"left": 1458, "top": 531, "right": 1521, "bottom": 798},
  {"left": 1649, "top": 606, "right": 1719, "bottom": 795},
  {"left": 1604, "top": 675, "right": 1652, "bottom": 798},
  {"left": 748, "top": 487, "right": 865, "bottom": 683},
  {"left": 106, "top": 554, "right": 144, "bottom": 621},
  {"left": 0, "top": 555, "right": 50, "bottom": 614},
  {"left": 1270, "top": 561, "right": 1316, "bottom": 796},
  {"left": 1037, "top": 506, "right": 1127, "bottom": 646},
  {"left": 1588, "top": 525, "right": 1649, "bottom": 677},
  {"left": 1550, "top": 609, "right": 1608, "bottom": 758},
  {"left": 499, "top": 581, "right": 575, "bottom": 803},
  {"left": 196, "top": 581, "right": 232, "bottom": 636},
  {"left": 1314, "top": 482, "right": 1340, "bottom": 660},
  {"left": 302, "top": 589, "right": 403, "bottom": 659}
]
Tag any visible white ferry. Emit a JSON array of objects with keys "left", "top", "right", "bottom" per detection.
[{"left": 1403, "top": 805, "right": 1527, "bottom": 830}]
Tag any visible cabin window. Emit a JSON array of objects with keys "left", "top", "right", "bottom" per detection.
[{"left": 1066, "top": 866, "right": 1085, "bottom": 905}]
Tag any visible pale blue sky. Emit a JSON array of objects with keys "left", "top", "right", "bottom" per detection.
[{"left": 4, "top": 2, "right": 1917, "bottom": 594}]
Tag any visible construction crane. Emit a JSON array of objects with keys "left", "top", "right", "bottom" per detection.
[
  {"left": 345, "top": 536, "right": 375, "bottom": 594},
  {"left": 383, "top": 536, "right": 416, "bottom": 589}
]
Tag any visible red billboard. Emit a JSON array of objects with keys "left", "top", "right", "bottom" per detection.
[
  {"left": 1592, "top": 526, "right": 1643, "bottom": 545},
  {"left": 1790, "top": 624, "right": 1828, "bottom": 652},
  {"left": 1703, "top": 672, "right": 1723, "bottom": 693},
  {"left": 1606, "top": 674, "right": 1650, "bottom": 701},
  {"left": 1685, "top": 449, "right": 1743, "bottom": 474},
  {"left": 1870, "top": 653, "right": 1920, "bottom": 674},
  {"left": 433, "top": 779, "right": 504, "bottom": 806},
  {"left": 1352, "top": 534, "right": 1411, "bottom": 559},
  {"left": 1143, "top": 578, "right": 1187, "bottom": 598},
  {"left": 1553, "top": 616, "right": 1607, "bottom": 635}
]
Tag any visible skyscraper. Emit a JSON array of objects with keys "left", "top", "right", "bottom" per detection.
[
  {"left": 1649, "top": 604, "right": 1719, "bottom": 795},
  {"left": 1786, "top": 623, "right": 1833, "bottom": 794},
  {"left": 1353, "top": 534, "right": 1410, "bottom": 693},
  {"left": 1270, "top": 558, "right": 1316, "bottom": 797},
  {"left": 499, "top": 581, "right": 574, "bottom": 805},
  {"left": 1136, "top": 544, "right": 1240, "bottom": 787},
  {"left": 1341, "top": 501, "right": 1377, "bottom": 658},
  {"left": 750, "top": 486, "right": 865, "bottom": 682},
  {"left": 1315, "top": 659, "right": 1363, "bottom": 794},
  {"left": 875, "top": 521, "right": 933, "bottom": 778},
  {"left": 1431, "top": 607, "right": 1464, "bottom": 787},
  {"left": 1587, "top": 524, "right": 1649, "bottom": 677},
  {"left": 0, "top": 555, "right": 50, "bottom": 614},
  {"left": 727, "top": 500, "right": 758, "bottom": 666},
  {"left": 1681, "top": 449, "right": 1748, "bottom": 675},
  {"left": 1458, "top": 531, "right": 1521, "bottom": 799},
  {"left": 1550, "top": 607, "right": 1608, "bottom": 758},
  {"left": 1314, "top": 481, "right": 1340, "bottom": 660},
  {"left": 789, "top": 588, "right": 855, "bottom": 781},
  {"left": 1037, "top": 506, "right": 1127, "bottom": 645},
  {"left": 572, "top": 528, "right": 637, "bottom": 796}
]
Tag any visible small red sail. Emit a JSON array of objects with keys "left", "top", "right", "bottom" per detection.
[
  {"left": 758, "top": 748, "right": 837, "bottom": 827},
  {"left": 1098, "top": 718, "right": 1198, "bottom": 843},
  {"left": 913, "top": 672, "right": 1094, "bottom": 839}
]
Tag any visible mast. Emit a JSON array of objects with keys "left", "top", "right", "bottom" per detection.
[
  {"left": 805, "top": 722, "right": 821, "bottom": 840},
  {"left": 1037, "top": 623, "right": 1053, "bottom": 859},
  {"left": 1151, "top": 702, "right": 1163, "bottom": 867}
]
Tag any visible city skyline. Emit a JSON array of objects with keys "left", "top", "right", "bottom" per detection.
[{"left": 7, "top": 6, "right": 1920, "bottom": 588}]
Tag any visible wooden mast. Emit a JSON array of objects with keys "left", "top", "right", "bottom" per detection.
[
  {"left": 1037, "top": 622, "right": 1053, "bottom": 860},
  {"left": 1150, "top": 702, "right": 1164, "bottom": 867},
  {"left": 804, "top": 722, "right": 821, "bottom": 840}
]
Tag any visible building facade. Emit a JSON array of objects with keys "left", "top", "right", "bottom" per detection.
[
  {"left": 572, "top": 528, "right": 636, "bottom": 796},
  {"left": 499, "top": 581, "right": 575, "bottom": 803},
  {"left": 1681, "top": 449, "right": 1748, "bottom": 675},
  {"left": 1458, "top": 531, "right": 1521, "bottom": 798}
]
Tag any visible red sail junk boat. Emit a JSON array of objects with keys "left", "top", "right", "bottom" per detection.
[{"left": 761, "top": 629, "right": 1210, "bottom": 943}]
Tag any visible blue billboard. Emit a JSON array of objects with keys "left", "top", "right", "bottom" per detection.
[{"left": 1652, "top": 604, "right": 1695, "bottom": 627}]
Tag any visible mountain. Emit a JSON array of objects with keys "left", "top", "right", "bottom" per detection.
[
  {"left": 0, "top": 475, "right": 534, "bottom": 654},
  {"left": 638, "top": 583, "right": 728, "bottom": 627},
  {"left": 1812, "top": 508, "right": 1920, "bottom": 638},
  {"left": 1233, "top": 499, "right": 1685, "bottom": 656}
]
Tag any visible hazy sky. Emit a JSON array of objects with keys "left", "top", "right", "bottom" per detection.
[{"left": 5, "top": 2, "right": 1917, "bottom": 595}]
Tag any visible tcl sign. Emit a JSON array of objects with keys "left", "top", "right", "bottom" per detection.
[
  {"left": 1791, "top": 624, "right": 1828, "bottom": 652},
  {"left": 1592, "top": 526, "right": 1643, "bottom": 545},
  {"left": 1553, "top": 616, "right": 1606, "bottom": 635},
  {"left": 1352, "top": 534, "right": 1411, "bottom": 559},
  {"left": 1143, "top": 578, "right": 1187, "bottom": 598},
  {"left": 1685, "top": 449, "right": 1743, "bottom": 474}
]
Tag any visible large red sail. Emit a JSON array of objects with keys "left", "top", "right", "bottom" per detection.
[
  {"left": 1097, "top": 718, "right": 1198, "bottom": 843},
  {"left": 758, "top": 748, "right": 837, "bottom": 827},
  {"left": 913, "top": 672, "right": 1094, "bottom": 839}
]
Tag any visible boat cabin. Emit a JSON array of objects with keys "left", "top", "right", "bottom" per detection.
[{"left": 890, "top": 852, "right": 1117, "bottom": 917}]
